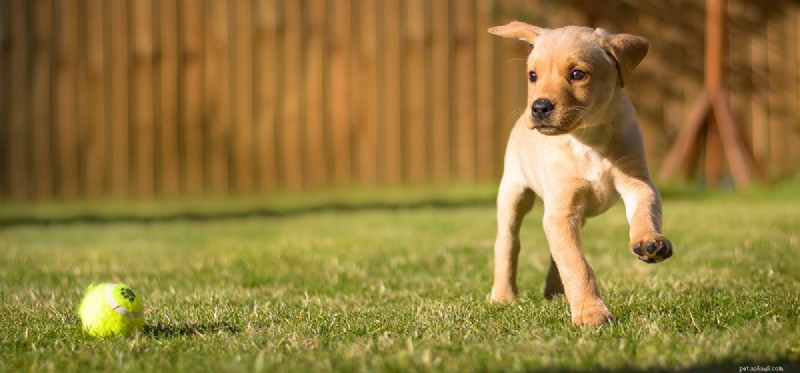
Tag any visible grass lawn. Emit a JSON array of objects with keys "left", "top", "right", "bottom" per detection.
[{"left": 1, "top": 183, "right": 799, "bottom": 372}]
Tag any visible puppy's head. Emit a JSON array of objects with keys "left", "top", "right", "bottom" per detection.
[{"left": 489, "top": 22, "right": 649, "bottom": 135}]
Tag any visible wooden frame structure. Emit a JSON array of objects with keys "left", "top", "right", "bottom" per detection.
[{"left": 659, "top": 0, "right": 764, "bottom": 188}]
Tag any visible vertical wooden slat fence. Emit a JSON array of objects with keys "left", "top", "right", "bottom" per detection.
[
  {"left": 108, "top": 0, "right": 129, "bottom": 197},
  {"left": 180, "top": 0, "right": 204, "bottom": 196},
  {"left": 356, "top": 0, "right": 378, "bottom": 186},
  {"left": 158, "top": 0, "right": 180, "bottom": 197},
  {"left": 8, "top": 0, "right": 29, "bottom": 199},
  {"left": 2, "top": 0, "right": 800, "bottom": 201},
  {"left": 31, "top": 0, "right": 54, "bottom": 199},
  {"left": 84, "top": 0, "right": 106, "bottom": 198},
  {"left": 380, "top": 0, "right": 401, "bottom": 186}
]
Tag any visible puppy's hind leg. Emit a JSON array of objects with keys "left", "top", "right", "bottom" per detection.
[
  {"left": 490, "top": 179, "right": 534, "bottom": 303},
  {"left": 544, "top": 256, "right": 564, "bottom": 299}
]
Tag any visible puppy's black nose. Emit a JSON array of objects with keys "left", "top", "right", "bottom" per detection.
[{"left": 532, "top": 99, "right": 555, "bottom": 120}]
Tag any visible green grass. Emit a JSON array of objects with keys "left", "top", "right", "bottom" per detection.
[{"left": 2, "top": 183, "right": 800, "bottom": 372}]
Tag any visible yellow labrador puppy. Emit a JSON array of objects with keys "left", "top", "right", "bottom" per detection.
[{"left": 488, "top": 22, "right": 673, "bottom": 326}]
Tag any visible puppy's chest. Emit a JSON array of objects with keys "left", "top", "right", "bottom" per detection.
[
  {"left": 569, "top": 141, "right": 611, "bottom": 183},
  {"left": 562, "top": 139, "right": 619, "bottom": 213}
]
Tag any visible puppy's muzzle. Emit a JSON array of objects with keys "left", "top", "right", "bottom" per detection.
[{"left": 531, "top": 98, "right": 555, "bottom": 121}]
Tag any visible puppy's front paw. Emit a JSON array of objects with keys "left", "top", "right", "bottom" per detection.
[
  {"left": 571, "top": 303, "right": 614, "bottom": 326},
  {"left": 630, "top": 234, "right": 673, "bottom": 263},
  {"left": 489, "top": 286, "right": 517, "bottom": 303}
]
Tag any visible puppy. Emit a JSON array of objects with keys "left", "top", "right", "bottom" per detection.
[{"left": 488, "top": 22, "right": 673, "bottom": 326}]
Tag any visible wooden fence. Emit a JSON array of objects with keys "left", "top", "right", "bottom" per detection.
[{"left": 1, "top": 0, "right": 799, "bottom": 200}]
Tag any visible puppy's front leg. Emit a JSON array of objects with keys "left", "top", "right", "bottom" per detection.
[
  {"left": 490, "top": 180, "right": 534, "bottom": 303},
  {"left": 543, "top": 204, "right": 613, "bottom": 326},
  {"left": 618, "top": 178, "right": 673, "bottom": 263}
]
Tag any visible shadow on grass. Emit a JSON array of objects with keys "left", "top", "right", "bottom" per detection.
[
  {"left": 541, "top": 359, "right": 799, "bottom": 373},
  {"left": 572, "top": 359, "right": 800, "bottom": 373},
  {"left": 0, "top": 197, "right": 493, "bottom": 228},
  {"left": 143, "top": 322, "right": 240, "bottom": 338},
  {"left": 676, "top": 359, "right": 799, "bottom": 373}
]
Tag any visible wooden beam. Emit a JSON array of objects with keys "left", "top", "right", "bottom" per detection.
[
  {"left": 660, "top": 0, "right": 762, "bottom": 188},
  {"left": 659, "top": 91, "right": 710, "bottom": 180}
]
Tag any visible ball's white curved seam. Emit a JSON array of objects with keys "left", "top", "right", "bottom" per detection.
[{"left": 104, "top": 284, "right": 143, "bottom": 318}]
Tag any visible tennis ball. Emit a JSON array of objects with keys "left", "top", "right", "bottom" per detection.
[{"left": 78, "top": 283, "right": 144, "bottom": 337}]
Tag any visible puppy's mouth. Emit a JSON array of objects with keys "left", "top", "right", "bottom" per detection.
[
  {"left": 532, "top": 124, "right": 569, "bottom": 135},
  {"left": 528, "top": 119, "right": 576, "bottom": 136},
  {"left": 527, "top": 111, "right": 583, "bottom": 136}
]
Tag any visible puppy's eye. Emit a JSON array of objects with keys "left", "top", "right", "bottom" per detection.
[
  {"left": 570, "top": 69, "right": 587, "bottom": 81},
  {"left": 529, "top": 71, "right": 537, "bottom": 83}
]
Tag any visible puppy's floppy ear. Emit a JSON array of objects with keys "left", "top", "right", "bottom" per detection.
[
  {"left": 596, "top": 29, "right": 649, "bottom": 87},
  {"left": 488, "top": 21, "right": 545, "bottom": 45}
]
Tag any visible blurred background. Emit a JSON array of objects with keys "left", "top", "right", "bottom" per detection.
[{"left": 1, "top": 0, "right": 799, "bottom": 201}]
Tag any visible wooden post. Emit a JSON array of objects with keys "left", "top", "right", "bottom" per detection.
[
  {"left": 659, "top": 0, "right": 764, "bottom": 188},
  {"left": 704, "top": 0, "right": 723, "bottom": 184}
]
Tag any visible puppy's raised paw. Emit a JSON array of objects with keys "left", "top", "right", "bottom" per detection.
[{"left": 631, "top": 235, "right": 673, "bottom": 263}]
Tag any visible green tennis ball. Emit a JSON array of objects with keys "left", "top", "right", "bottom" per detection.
[{"left": 78, "top": 283, "right": 144, "bottom": 337}]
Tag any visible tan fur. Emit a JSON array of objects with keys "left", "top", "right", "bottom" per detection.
[{"left": 488, "top": 22, "right": 673, "bottom": 326}]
